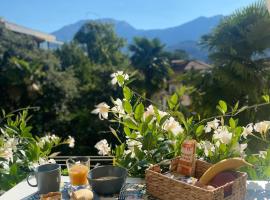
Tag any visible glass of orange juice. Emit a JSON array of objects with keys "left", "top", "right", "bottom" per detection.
[{"left": 66, "top": 157, "right": 90, "bottom": 189}]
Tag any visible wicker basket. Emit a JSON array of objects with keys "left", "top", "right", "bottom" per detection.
[{"left": 145, "top": 158, "right": 247, "bottom": 200}]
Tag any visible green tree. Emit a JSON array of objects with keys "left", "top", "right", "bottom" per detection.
[
  {"left": 55, "top": 42, "right": 93, "bottom": 84},
  {"left": 190, "top": 1, "right": 270, "bottom": 118},
  {"left": 129, "top": 37, "right": 173, "bottom": 98},
  {"left": 0, "top": 25, "right": 80, "bottom": 138},
  {"left": 54, "top": 41, "right": 124, "bottom": 155},
  {"left": 162, "top": 49, "right": 189, "bottom": 60},
  {"left": 74, "top": 22, "right": 127, "bottom": 66}
]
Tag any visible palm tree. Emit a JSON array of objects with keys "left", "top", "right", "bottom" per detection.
[
  {"left": 194, "top": 1, "right": 270, "bottom": 118},
  {"left": 129, "top": 37, "right": 173, "bottom": 98}
]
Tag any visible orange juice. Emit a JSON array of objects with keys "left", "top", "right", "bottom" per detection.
[{"left": 68, "top": 164, "right": 89, "bottom": 186}]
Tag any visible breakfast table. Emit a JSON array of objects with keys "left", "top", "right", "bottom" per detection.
[{"left": 0, "top": 177, "right": 270, "bottom": 200}]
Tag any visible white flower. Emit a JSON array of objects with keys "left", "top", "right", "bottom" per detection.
[
  {"left": 111, "top": 98, "right": 125, "bottom": 117},
  {"left": 126, "top": 139, "right": 142, "bottom": 158},
  {"left": 143, "top": 105, "right": 155, "bottom": 120},
  {"left": 38, "top": 134, "right": 60, "bottom": 148},
  {"left": 50, "top": 134, "right": 58, "bottom": 141},
  {"left": 0, "top": 148, "right": 13, "bottom": 162},
  {"left": 7, "top": 138, "right": 19, "bottom": 148},
  {"left": 259, "top": 151, "right": 267, "bottom": 159},
  {"left": 0, "top": 138, "right": 19, "bottom": 162},
  {"left": 111, "top": 71, "right": 129, "bottom": 86},
  {"left": 242, "top": 123, "right": 253, "bottom": 139},
  {"left": 181, "top": 95, "right": 191, "bottom": 106},
  {"left": 95, "top": 139, "right": 111, "bottom": 156},
  {"left": 124, "top": 149, "right": 135, "bottom": 158},
  {"left": 158, "top": 110, "right": 168, "bottom": 118},
  {"left": 204, "top": 118, "right": 220, "bottom": 133},
  {"left": 163, "top": 117, "right": 184, "bottom": 136},
  {"left": 232, "top": 143, "right": 247, "bottom": 156},
  {"left": 213, "top": 126, "right": 232, "bottom": 145},
  {"left": 215, "top": 141, "right": 221, "bottom": 148},
  {"left": 127, "top": 139, "right": 142, "bottom": 150},
  {"left": 67, "top": 136, "right": 75, "bottom": 148},
  {"left": 91, "top": 102, "right": 110, "bottom": 120},
  {"left": 254, "top": 121, "right": 270, "bottom": 135},
  {"left": 198, "top": 141, "right": 215, "bottom": 157}
]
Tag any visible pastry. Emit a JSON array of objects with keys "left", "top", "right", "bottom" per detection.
[
  {"left": 40, "top": 192, "right": 62, "bottom": 200},
  {"left": 71, "top": 189, "right": 94, "bottom": 200}
]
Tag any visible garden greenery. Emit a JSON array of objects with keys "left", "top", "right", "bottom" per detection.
[{"left": 0, "top": 109, "right": 74, "bottom": 191}]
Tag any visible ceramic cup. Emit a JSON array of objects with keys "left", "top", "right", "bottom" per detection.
[{"left": 27, "top": 163, "right": 61, "bottom": 194}]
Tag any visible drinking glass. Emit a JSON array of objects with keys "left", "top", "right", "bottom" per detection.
[{"left": 66, "top": 157, "right": 90, "bottom": 189}]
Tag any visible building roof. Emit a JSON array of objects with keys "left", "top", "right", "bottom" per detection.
[
  {"left": 171, "top": 59, "right": 212, "bottom": 72},
  {"left": 0, "top": 18, "right": 63, "bottom": 45}
]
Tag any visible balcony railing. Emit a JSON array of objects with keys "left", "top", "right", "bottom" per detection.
[{"left": 48, "top": 155, "right": 115, "bottom": 169}]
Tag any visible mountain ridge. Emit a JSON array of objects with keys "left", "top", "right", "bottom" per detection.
[{"left": 52, "top": 15, "right": 223, "bottom": 60}]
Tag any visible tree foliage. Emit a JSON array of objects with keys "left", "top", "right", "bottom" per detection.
[
  {"left": 129, "top": 37, "right": 173, "bottom": 97},
  {"left": 74, "top": 22, "right": 128, "bottom": 66},
  {"left": 188, "top": 1, "right": 270, "bottom": 119}
]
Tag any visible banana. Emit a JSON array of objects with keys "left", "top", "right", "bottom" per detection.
[{"left": 199, "top": 158, "right": 252, "bottom": 185}]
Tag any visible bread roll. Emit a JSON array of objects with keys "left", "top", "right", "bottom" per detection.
[{"left": 71, "top": 189, "right": 93, "bottom": 200}]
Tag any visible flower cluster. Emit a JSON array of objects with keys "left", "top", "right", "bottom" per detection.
[
  {"left": 92, "top": 71, "right": 186, "bottom": 175},
  {"left": 0, "top": 137, "right": 18, "bottom": 162},
  {"left": 111, "top": 71, "right": 129, "bottom": 86},
  {"left": 95, "top": 139, "right": 111, "bottom": 155},
  {"left": 92, "top": 71, "right": 270, "bottom": 178},
  {"left": 38, "top": 134, "right": 60, "bottom": 148},
  {"left": 38, "top": 134, "right": 75, "bottom": 149},
  {"left": 0, "top": 110, "right": 76, "bottom": 191},
  {"left": 198, "top": 118, "right": 249, "bottom": 160}
]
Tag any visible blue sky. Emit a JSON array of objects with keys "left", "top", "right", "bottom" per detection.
[{"left": 0, "top": 0, "right": 257, "bottom": 33}]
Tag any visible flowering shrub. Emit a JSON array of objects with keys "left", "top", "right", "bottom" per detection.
[
  {"left": 0, "top": 109, "right": 75, "bottom": 191},
  {"left": 244, "top": 149, "right": 270, "bottom": 181},
  {"left": 196, "top": 117, "right": 248, "bottom": 163},
  {"left": 93, "top": 71, "right": 270, "bottom": 178}
]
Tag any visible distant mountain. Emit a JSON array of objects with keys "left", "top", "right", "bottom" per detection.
[
  {"left": 52, "top": 15, "right": 223, "bottom": 60},
  {"left": 168, "top": 40, "right": 209, "bottom": 61}
]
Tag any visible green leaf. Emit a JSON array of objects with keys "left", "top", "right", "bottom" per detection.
[
  {"left": 123, "top": 100, "right": 132, "bottom": 114},
  {"left": 246, "top": 168, "right": 258, "bottom": 180},
  {"left": 115, "top": 143, "right": 125, "bottom": 158},
  {"left": 145, "top": 115, "right": 154, "bottom": 124},
  {"left": 134, "top": 145, "right": 144, "bottom": 160},
  {"left": 262, "top": 95, "right": 270, "bottom": 103},
  {"left": 109, "top": 127, "right": 122, "bottom": 143},
  {"left": 139, "top": 122, "right": 148, "bottom": 135},
  {"left": 134, "top": 103, "right": 144, "bottom": 121},
  {"left": 142, "top": 132, "right": 156, "bottom": 150},
  {"left": 9, "top": 164, "right": 18, "bottom": 176},
  {"left": 124, "top": 127, "right": 131, "bottom": 137},
  {"left": 218, "top": 100, "right": 227, "bottom": 113},
  {"left": 160, "top": 115, "right": 170, "bottom": 126},
  {"left": 229, "top": 118, "right": 236, "bottom": 128},
  {"left": 167, "top": 93, "right": 178, "bottom": 109},
  {"left": 117, "top": 75, "right": 125, "bottom": 86},
  {"left": 219, "top": 143, "right": 226, "bottom": 152},
  {"left": 124, "top": 118, "right": 138, "bottom": 130},
  {"left": 123, "top": 86, "right": 133, "bottom": 100},
  {"left": 171, "top": 93, "right": 178, "bottom": 105},
  {"left": 195, "top": 125, "right": 204, "bottom": 137},
  {"left": 153, "top": 106, "right": 160, "bottom": 122},
  {"left": 232, "top": 101, "right": 239, "bottom": 114},
  {"left": 264, "top": 166, "right": 270, "bottom": 177}
]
